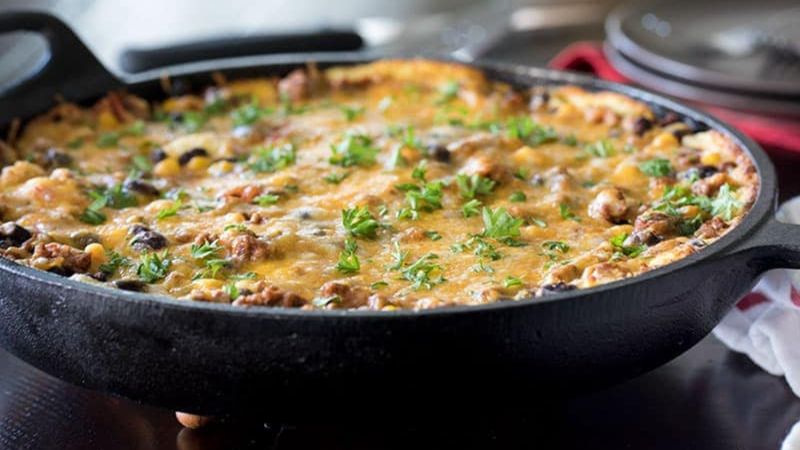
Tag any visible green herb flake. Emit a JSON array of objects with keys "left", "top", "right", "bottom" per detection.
[
  {"left": 330, "top": 133, "right": 379, "bottom": 167},
  {"left": 503, "top": 276, "right": 523, "bottom": 289},
  {"left": 231, "top": 100, "right": 271, "bottom": 127},
  {"left": 509, "top": 191, "right": 527, "bottom": 202},
  {"left": 435, "top": 81, "right": 460, "bottom": 105},
  {"left": 98, "top": 251, "right": 131, "bottom": 276},
  {"left": 342, "top": 206, "right": 380, "bottom": 239},
  {"left": 542, "top": 240, "right": 570, "bottom": 253},
  {"left": 462, "top": 199, "right": 482, "bottom": 218},
  {"left": 156, "top": 199, "right": 182, "bottom": 220},
  {"left": 223, "top": 282, "right": 240, "bottom": 300},
  {"left": 456, "top": 174, "right": 496, "bottom": 199},
  {"left": 584, "top": 140, "right": 615, "bottom": 158},
  {"left": 340, "top": 104, "right": 365, "bottom": 122},
  {"left": 323, "top": 172, "right": 349, "bottom": 184},
  {"left": 249, "top": 143, "right": 296, "bottom": 173},
  {"left": 136, "top": 251, "right": 171, "bottom": 283},
  {"left": 610, "top": 233, "right": 647, "bottom": 259},
  {"left": 506, "top": 116, "right": 558, "bottom": 146},
  {"left": 424, "top": 230, "right": 442, "bottom": 241},
  {"left": 711, "top": 184, "right": 742, "bottom": 221},
  {"left": 639, "top": 158, "right": 673, "bottom": 177},
  {"left": 482, "top": 207, "right": 524, "bottom": 244},
  {"left": 559, "top": 203, "right": 580, "bottom": 222},
  {"left": 190, "top": 241, "right": 222, "bottom": 260},
  {"left": 253, "top": 194, "right": 279, "bottom": 206},
  {"left": 336, "top": 238, "right": 361, "bottom": 274}
]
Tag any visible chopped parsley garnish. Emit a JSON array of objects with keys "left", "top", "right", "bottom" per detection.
[
  {"left": 506, "top": 116, "right": 558, "bottom": 146},
  {"left": 513, "top": 167, "right": 529, "bottom": 181},
  {"left": 330, "top": 133, "right": 379, "bottom": 167},
  {"left": 79, "top": 207, "right": 106, "bottom": 225},
  {"left": 231, "top": 100, "right": 271, "bottom": 127},
  {"left": 398, "top": 252, "right": 445, "bottom": 290},
  {"left": 223, "top": 282, "right": 240, "bottom": 300},
  {"left": 584, "top": 140, "right": 615, "bottom": 158},
  {"left": 98, "top": 251, "right": 130, "bottom": 276},
  {"left": 509, "top": 191, "right": 527, "bottom": 202},
  {"left": 610, "top": 233, "right": 647, "bottom": 259},
  {"left": 435, "top": 81, "right": 460, "bottom": 105},
  {"left": 131, "top": 154, "right": 152, "bottom": 174},
  {"left": 481, "top": 207, "right": 524, "bottom": 244},
  {"left": 156, "top": 199, "right": 182, "bottom": 220},
  {"left": 711, "top": 184, "right": 742, "bottom": 221},
  {"left": 542, "top": 240, "right": 570, "bottom": 253},
  {"left": 230, "top": 272, "right": 257, "bottom": 281},
  {"left": 411, "top": 160, "right": 428, "bottom": 182},
  {"left": 396, "top": 181, "right": 444, "bottom": 220},
  {"left": 196, "top": 258, "right": 229, "bottom": 279},
  {"left": 388, "top": 241, "right": 408, "bottom": 271},
  {"left": 136, "top": 251, "right": 171, "bottom": 283},
  {"left": 80, "top": 183, "right": 138, "bottom": 224},
  {"left": 342, "top": 206, "right": 380, "bottom": 238},
  {"left": 253, "top": 194, "right": 279, "bottom": 206},
  {"left": 249, "top": 143, "right": 296, "bottom": 173},
  {"left": 559, "top": 203, "right": 580, "bottom": 222},
  {"left": 223, "top": 223, "right": 249, "bottom": 233},
  {"left": 462, "top": 199, "right": 482, "bottom": 218},
  {"left": 96, "top": 132, "right": 120, "bottom": 148},
  {"left": 313, "top": 295, "right": 342, "bottom": 308},
  {"left": 370, "top": 281, "right": 389, "bottom": 290},
  {"left": 190, "top": 241, "right": 222, "bottom": 260},
  {"left": 323, "top": 172, "right": 349, "bottom": 184},
  {"left": 180, "top": 111, "right": 207, "bottom": 132},
  {"left": 424, "top": 230, "right": 442, "bottom": 241},
  {"left": 639, "top": 158, "right": 673, "bottom": 177},
  {"left": 456, "top": 174, "right": 496, "bottom": 199},
  {"left": 340, "top": 104, "right": 365, "bottom": 122},
  {"left": 562, "top": 134, "right": 578, "bottom": 146},
  {"left": 336, "top": 238, "right": 360, "bottom": 274},
  {"left": 503, "top": 276, "right": 523, "bottom": 289}
]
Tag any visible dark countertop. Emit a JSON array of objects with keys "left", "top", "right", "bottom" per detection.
[{"left": 2, "top": 336, "right": 799, "bottom": 450}]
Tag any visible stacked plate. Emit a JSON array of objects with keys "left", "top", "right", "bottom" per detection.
[{"left": 605, "top": 0, "right": 800, "bottom": 118}]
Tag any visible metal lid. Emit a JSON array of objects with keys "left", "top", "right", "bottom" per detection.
[{"left": 606, "top": 0, "right": 800, "bottom": 97}]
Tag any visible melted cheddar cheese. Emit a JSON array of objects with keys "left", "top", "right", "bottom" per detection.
[{"left": 0, "top": 60, "right": 757, "bottom": 310}]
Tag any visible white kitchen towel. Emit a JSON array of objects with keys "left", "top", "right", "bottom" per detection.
[{"left": 712, "top": 197, "right": 800, "bottom": 450}]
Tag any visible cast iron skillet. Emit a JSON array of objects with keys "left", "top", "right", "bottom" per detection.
[{"left": 1, "top": 12, "right": 799, "bottom": 420}]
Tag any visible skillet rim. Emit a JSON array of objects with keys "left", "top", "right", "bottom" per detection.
[{"left": 0, "top": 52, "right": 777, "bottom": 318}]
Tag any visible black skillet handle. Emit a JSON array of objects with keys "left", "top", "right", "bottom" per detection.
[
  {"left": 119, "top": 30, "right": 364, "bottom": 73},
  {"left": 729, "top": 216, "right": 800, "bottom": 270},
  {"left": 0, "top": 11, "right": 122, "bottom": 127}
]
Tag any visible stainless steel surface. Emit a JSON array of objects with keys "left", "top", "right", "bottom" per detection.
[{"left": 607, "top": 0, "right": 800, "bottom": 96}]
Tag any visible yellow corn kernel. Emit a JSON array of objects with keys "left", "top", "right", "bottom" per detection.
[
  {"left": 610, "top": 162, "right": 644, "bottom": 186},
  {"left": 84, "top": 243, "right": 106, "bottom": 269},
  {"left": 651, "top": 132, "right": 678, "bottom": 150},
  {"left": 97, "top": 111, "right": 118, "bottom": 130},
  {"left": 208, "top": 160, "right": 234, "bottom": 176},
  {"left": 701, "top": 151, "right": 721, "bottom": 166},
  {"left": 153, "top": 158, "right": 180, "bottom": 177},
  {"left": 186, "top": 156, "right": 211, "bottom": 172},
  {"left": 192, "top": 278, "right": 225, "bottom": 290}
]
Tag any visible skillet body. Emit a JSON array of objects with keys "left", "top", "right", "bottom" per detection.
[{"left": 0, "top": 14, "right": 798, "bottom": 419}]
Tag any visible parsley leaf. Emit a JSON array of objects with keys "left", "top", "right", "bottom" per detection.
[
  {"left": 231, "top": 100, "right": 271, "bottom": 127},
  {"left": 190, "top": 241, "right": 222, "bottom": 260},
  {"left": 340, "top": 104, "right": 365, "bottom": 122},
  {"left": 639, "top": 158, "right": 673, "bottom": 177},
  {"left": 342, "top": 206, "right": 380, "bottom": 239},
  {"left": 324, "top": 172, "right": 349, "bottom": 184},
  {"left": 330, "top": 133, "right": 379, "bottom": 167},
  {"left": 559, "top": 203, "right": 580, "bottom": 222},
  {"left": 610, "top": 233, "right": 647, "bottom": 258},
  {"left": 336, "top": 238, "right": 361, "bottom": 274},
  {"left": 456, "top": 174, "right": 496, "bottom": 199},
  {"left": 711, "top": 184, "right": 742, "bottom": 221},
  {"left": 399, "top": 252, "right": 445, "bottom": 290},
  {"left": 462, "top": 199, "right": 482, "bottom": 218},
  {"left": 584, "top": 140, "right": 615, "bottom": 158},
  {"left": 482, "top": 207, "right": 524, "bottom": 243},
  {"left": 506, "top": 116, "right": 558, "bottom": 146},
  {"left": 509, "top": 191, "right": 527, "bottom": 202},
  {"left": 253, "top": 194, "right": 279, "bottom": 206},
  {"left": 504, "top": 276, "right": 523, "bottom": 289},
  {"left": 136, "top": 251, "right": 171, "bottom": 283},
  {"left": 542, "top": 240, "right": 570, "bottom": 253},
  {"left": 99, "top": 251, "right": 130, "bottom": 276},
  {"left": 249, "top": 143, "right": 296, "bottom": 173},
  {"left": 156, "top": 199, "right": 182, "bottom": 220}
]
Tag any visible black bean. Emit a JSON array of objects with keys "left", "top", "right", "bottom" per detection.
[
  {"left": 43, "top": 148, "right": 73, "bottom": 167},
  {"left": 150, "top": 148, "right": 167, "bottom": 163},
  {"left": 178, "top": 147, "right": 209, "bottom": 166},
  {"left": 684, "top": 117, "right": 710, "bottom": 133},
  {"left": 427, "top": 144, "right": 450, "bottom": 163},
  {"left": 672, "top": 128, "right": 693, "bottom": 140},
  {"left": 540, "top": 282, "right": 577, "bottom": 295},
  {"left": 47, "top": 267, "right": 74, "bottom": 277},
  {"left": 90, "top": 271, "right": 109, "bottom": 282},
  {"left": 0, "top": 222, "right": 32, "bottom": 249},
  {"left": 632, "top": 117, "right": 653, "bottom": 136},
  {"left": 679, "top": 165, "right": 718, "bottom": 182},
  {"left": 129, "top": 225, "right": 168, "bottom": 251},
  {"left": 115, "top": 279, "right": 148, "bottom": 292},
  {"left": 124, "top": 179, "right": 160, "bottom": 197}
]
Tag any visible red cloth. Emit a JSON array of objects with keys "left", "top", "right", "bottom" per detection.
[{"left": 548, "top": 42, "right": 800, "bottom": 153}]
